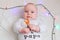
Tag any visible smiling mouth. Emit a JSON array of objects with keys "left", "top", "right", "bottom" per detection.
[{"left": 27, "top": 16, "right": 31, "bottom": 18}]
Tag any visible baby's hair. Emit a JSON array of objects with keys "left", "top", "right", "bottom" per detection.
[
  {"left": 25, "top": 3, "right": 35, "bottom": 6},
  {"left": 24, "top": 3, "right": 37, "bottom": 10}
]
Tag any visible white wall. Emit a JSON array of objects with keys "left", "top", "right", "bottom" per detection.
[{"left": 0, "top": 0, "right": 60, "bottom": 40}]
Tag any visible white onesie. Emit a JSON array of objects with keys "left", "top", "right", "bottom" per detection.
[{"left": 13, "top": 18, "right": 46, "bottom": 40}]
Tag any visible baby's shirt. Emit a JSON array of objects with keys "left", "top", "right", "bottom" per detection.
[{"left": 13, "top": 18, "right": 46, "bottom": 40}]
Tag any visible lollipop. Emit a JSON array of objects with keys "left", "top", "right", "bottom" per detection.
[
  {"left": 24, "top": 19, "right": 30, "bottom": 25},
  {"left": 24, "top": 19, "right": 33, "bottom": 33}
]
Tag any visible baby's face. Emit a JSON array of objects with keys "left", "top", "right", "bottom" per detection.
[{"left": 24, "top": 4, "right": 38, "bottom": 20}]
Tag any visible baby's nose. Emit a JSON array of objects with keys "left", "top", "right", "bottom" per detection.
[{"left": 27, "top": 12, "right": 31, "bottom": 15}]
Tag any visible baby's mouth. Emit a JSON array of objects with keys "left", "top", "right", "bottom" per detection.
[{"left": 27, "top": 16, "right": 31, "bottom": 18}]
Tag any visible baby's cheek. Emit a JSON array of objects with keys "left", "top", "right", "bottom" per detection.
[
  {"left": 24, "top": 14, "right": 27, "bottom": 19},
  {"left": 32, "top": 15, "right": 36, "bottom": 18}
]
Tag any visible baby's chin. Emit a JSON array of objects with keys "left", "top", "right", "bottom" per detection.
[
  {"left": 27, "top": 18, "right": 37, "bottom": 20},
  {"left": 24, "top": 17, "right": 37, "bottom": 20}
]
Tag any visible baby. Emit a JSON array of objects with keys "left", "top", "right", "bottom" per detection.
[
  {"left": 20, "top": 3, "right": 40, "bottom": 34},
  {"left": 13, "top": 3, "right": 46, "bottom": 40}
]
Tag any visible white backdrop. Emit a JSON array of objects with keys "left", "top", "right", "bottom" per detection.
[{"left": 0, "top": 0, "right": 60, "bottom": 40}]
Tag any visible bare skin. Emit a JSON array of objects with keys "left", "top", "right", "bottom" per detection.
[{"left": 19, "top": 3, "right": 40, "bottom": 34}]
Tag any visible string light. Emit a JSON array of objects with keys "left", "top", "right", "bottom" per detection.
[
  {"left": 55, "top": 24, "right": 60, "bottom": 30},
  {"left": 9, "top": 8, "right": 20, "bottom": 16}
]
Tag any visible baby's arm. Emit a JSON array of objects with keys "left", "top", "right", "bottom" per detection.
[
  {"left": 13, "top": 19, "right": 30, "bottom": 34},
  {"left": 18, "top": 28, "right": 30, "bottom": 34}
]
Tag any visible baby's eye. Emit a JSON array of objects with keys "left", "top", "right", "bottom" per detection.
[
  {"left": 31, "top": 11, "right": 34, "bottom": 13},
  {"left": 24, "top": 11, "right": 28, "bottom": 12}
]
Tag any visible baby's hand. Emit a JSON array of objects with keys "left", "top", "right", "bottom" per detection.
[
  {"left": 28, "top": 24, "right": 40, "bottom": 32},
  {"left": 19, "top": 28, "right": 30, "bottom": 34}
]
